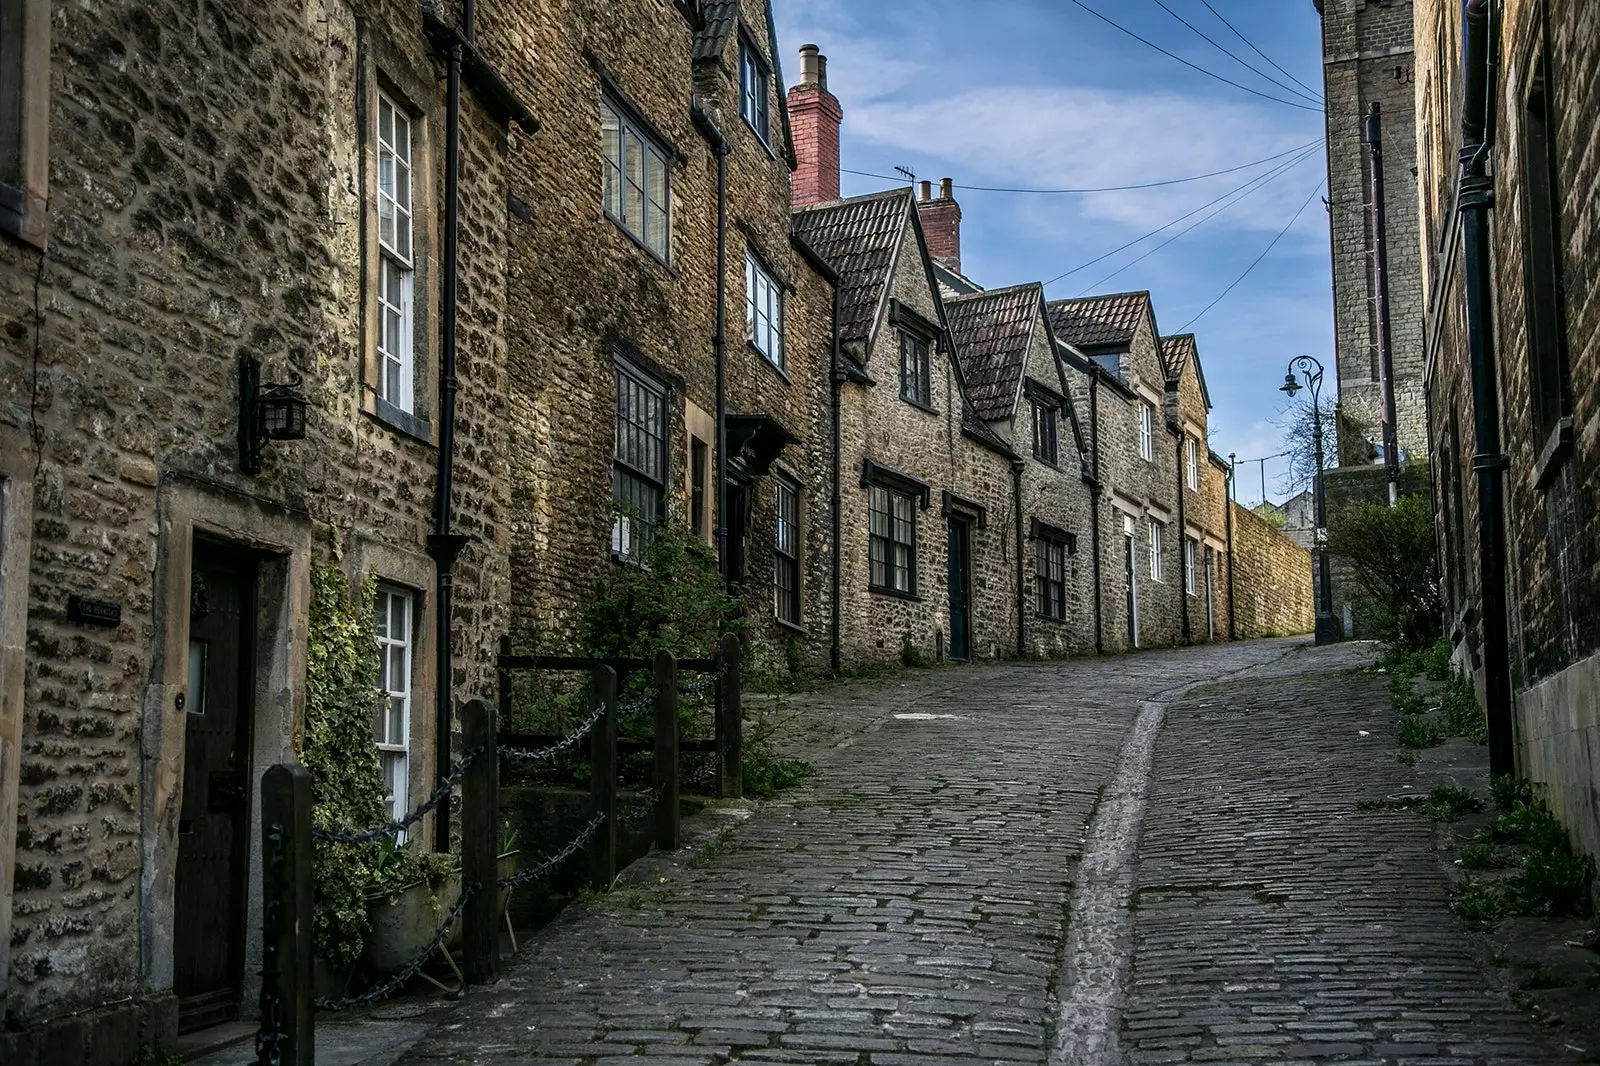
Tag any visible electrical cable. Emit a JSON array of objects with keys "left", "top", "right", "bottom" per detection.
[
  {"left": 1197, "top": 0, "right": 1325, "bottom": 101},
  {"left": 1147, "top": 0, "right": 1323, "bottom": 106},
  {"left": 1074, "top": 145, "right": 1321, "bottom": 295},
  {"left": 1042, "top": 145, "right": 1321, "bottom": 289},
  {"left": 1175, "top": 177, "right": 1327, "bottom": 332},
  {"left": 1063, "top": 0, "right": 1324, "bottom": 113},
  {"left": 836, "top": 140, "right": 1323, "bottom": 196}
]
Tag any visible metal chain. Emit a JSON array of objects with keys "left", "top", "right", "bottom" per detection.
[
  {"left": 497, "top": 701, "right": 607, "bottom": 763},
  {"left": 314, "top": 881, "right": 480, "bottom": 1012},
  {"left": 312, "top": 747, "right": 483, "bottom": 846},
  {"left": 616, "top": 686, "right": 658, "bottom": 717},
  {"left": 255, "top": 823, "right": 286, "bottom": 1066},
  {"left": 497, "top": 812, "right": 606, "bottom": 889},
  {"left": 619, "top": 784, "right": 665, "bottom": 825},
  {"left": 677, "top": 672, "right": 720, "bottom": 699}
]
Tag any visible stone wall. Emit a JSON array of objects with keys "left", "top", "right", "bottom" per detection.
[
  {"left": 0, "top": 0, "right": 512, "bottom": 1051},
  {"left": 1319, "top": 0, "right": 1428, "bottom": 459},
  {"left": 1229, "top": 503, "right": 1316, "bottom": 640}
]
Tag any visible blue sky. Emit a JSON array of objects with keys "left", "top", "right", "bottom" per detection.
[{"left": 772, "top": 0, "right": 1332, "bottom": 506}]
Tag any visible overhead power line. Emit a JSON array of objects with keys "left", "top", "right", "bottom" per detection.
[
  {"left": 1042, "top": 148, "right": 1321, "bottom": 289},
  {"left": 1197, "top": 0, "right": 1325, "bottom": 101},
  {"left": 1147, "top": 0, "right": 1323, "bottom": 106},
  {"left": 836, "top": 140, "right": 1323, "bottom": 196},
  {"left": 1074, "top": 146, "right": 1321, "bottom": 294},
  {"left": 1063, "top": 0, "right": 1324, "bottom": 113},
  {"left": 1176, "top": 177, "right": 1327, "bottom": 332}
]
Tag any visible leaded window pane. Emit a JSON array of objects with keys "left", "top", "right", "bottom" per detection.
[{"left": 612, "top": 365, "right": 667, "bottom": 561}]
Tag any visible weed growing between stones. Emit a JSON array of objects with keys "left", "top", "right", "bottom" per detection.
[
  {"left": 1449, "top": 788, "right": 1597, "bottom": 922},
  {"left": 1493, "top": 774, "right": 1537, "bottom": 811},
  {"left": 1427, "top": 786, "right": 1484, "bottom": 822},
  {"left": 1460, "top": 842, "right": 1512, "bottom": 869},
  {"left": 1397, "top": 716, "right": 1443, "bottom": 749},
  {"left": 900, "top": 633, "right": 931, "bottom": 668},
  {"left": 1438, "top": 673, "right": 1488, "bottom": 743}
]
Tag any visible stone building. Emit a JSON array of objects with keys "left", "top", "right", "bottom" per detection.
[
  {"left": 0, "top": 0, "right": 523, "bottom": 1055},
  {"left": 1316, "top": 0, "right": 1428, "bottom": 461},
  {"left": 1416, "top": 0, "right": 1600, "bottom": 889}
]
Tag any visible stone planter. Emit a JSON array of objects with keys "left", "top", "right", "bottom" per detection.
[{"left": 361, "top": 874, "right": 461, "bottom": 977}]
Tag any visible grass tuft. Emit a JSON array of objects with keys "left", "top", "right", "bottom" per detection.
[
  {"left": 1397, "top": 716, "right": 1443, "bottom": 749},
  {"left": 1427, "top": 786, "right": 1483, "bottom": 822}
]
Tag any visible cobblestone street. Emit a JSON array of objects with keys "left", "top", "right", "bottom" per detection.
[{"left": 391, "top": 640, "right": 1574, "bottom": 1066}]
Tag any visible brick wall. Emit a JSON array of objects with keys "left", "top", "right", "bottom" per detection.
[{"left": 1230, "top": 503, "right": 1316, "bottom": 639}]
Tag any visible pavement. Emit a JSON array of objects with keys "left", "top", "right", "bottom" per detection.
[{"left": 223, "top": 638, "right": 1579, "bottom": 1065}]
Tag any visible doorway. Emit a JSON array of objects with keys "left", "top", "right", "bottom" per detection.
[
  {"left": 946, "top": 516, "right": 972, "bottom": 662},
  {"left": 1204, "top": 546, "right": 1216, "bottom": 640},
  {"left": 1123, "top": 516, "right": 1138, "bottom": 649},
  {"left": 174, "top": 541, "right": 257, "bottom": 1032}
]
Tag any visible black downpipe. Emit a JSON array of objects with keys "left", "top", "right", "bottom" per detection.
[
  {"left": 713, "top": 139, "right": 731, "bottom": 591},
  {"left": 1365, "top": 103, "right": 1402, "bottom": 505},
  {"left": 1460, "top": 0, "right": 1515, "bottom": 778},
  {"left": 829, "top": 292, "right": 844, "bottom": 672},
  {"left": 1089, "top": 374, "right": 1104, "bottom": 655},
  {"left": 1013, "top": 461, "right": 1026, "bottom": 658},
  {"left": 1175, "top": 428, "right": 1191, "bottom": 644},
  {"left": 427, "top": 0, "right": 470, "bottom": 853},
  {"left": 1225, "top": 455, "right": 1237, "bottom": 642}
]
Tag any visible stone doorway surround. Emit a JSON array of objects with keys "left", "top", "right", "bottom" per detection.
[{"left": 0, "top": 426, "right": 37, "bottom": 1009}]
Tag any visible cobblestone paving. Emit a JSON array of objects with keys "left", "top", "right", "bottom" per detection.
[
  {"left": 1123, "top": 644, "right": 1575, "bottom": 1066},
  {"left": 400, "top": 641, "right": 1300, "bottom": 1065}
]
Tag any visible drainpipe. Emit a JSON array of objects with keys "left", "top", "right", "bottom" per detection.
[
  {"left": 1175, "top": 425, "right": 1191, "bottom": 644},
  {"left": 1089, "top": 373, "right": 1104, "bottom": 655},
  {"left": 1460, "top": 0, "right": 1514, "bottom": 779},
  {"left": 1225, "top": 453, "right": 1238, "bottom": 642},
  {"left": 1365, "top": 103, "right": 1402, "bottom": 506},
  {"left": 829, "top": 294, "right": 844, "bottom": 673},
  {"left": 1013, "top": 460, "right": 1026, "bottom": 658},
  {"left": 425, "top": 0, "right": 472, "bottom": 853},
  {"left": 713, "top": 137, "right": 731, "bottom": 591}
]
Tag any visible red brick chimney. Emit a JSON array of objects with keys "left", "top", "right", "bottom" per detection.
[
  {"left": 918, "top": 177, "right": 962, "bottom": 274},
  {"left": 789, "top": 45, "right": 843, "bottom": 207}
]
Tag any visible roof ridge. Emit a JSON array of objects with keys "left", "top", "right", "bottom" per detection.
[
  {"left": 1046, "top": 289, "right": 1152, "bottom": 307},
  {"left": 791, "top": 186, "right": 912, "bottom": 215}
]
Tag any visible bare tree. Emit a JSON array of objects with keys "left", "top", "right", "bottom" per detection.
[{"left": 1274, "top": 399, "right": 1376, "bottom": 498}]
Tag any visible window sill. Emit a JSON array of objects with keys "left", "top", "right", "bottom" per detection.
[
  {"left": 748, "top": 341, "right": 791, "bottom": 384},
  {"left": 900, "top": 397, "right": 940, "bottom": 416},
  {"left": 603, "top": 211, "right": 674, "bottom": 273},
  {"left": 869, "top": 585, "right": 921, "bottom": 603},
  {"left": 774, "top": 617, "right": 809, "bottom": 637},
  {"left": 1531, "top": 417, "right": 1572, "bottom": 490},
  {"left": 743, "top": 116, "right": 778, "bottom": 160},
  {"left": 1033, "top": 612, "right": 1069, "bottom": 625},
  {"left": 366, "top": 396, "right": 435, "bottom": 445},
  {"left": 1033, "top": 456, "right": 1061, "bottom": 470},
  {"left": 0, "top": 182, "right": 45, "bottom": 250}
]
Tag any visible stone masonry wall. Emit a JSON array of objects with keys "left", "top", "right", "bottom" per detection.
[
  {"left": 0, "top": 0, "right": 511, "bottom": 1044},
  {"left": 1230, "top": 502, "right": 1316, "bottom": 639},
  {"left": 1320, "top": 0, "right": 1428, "bottom": 459}
]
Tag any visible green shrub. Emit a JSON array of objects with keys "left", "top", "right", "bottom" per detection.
[
  {"left": 1452, "top": 877, "right": 1507, "bottom": 921},
  {"left": 1396, "top": 716, "right": 1443, "bottom": 750},
  {"left": 1438, "top": 673, "right": 1487, "bottom": 744},
  {"left": 900, "top": 633, "right": 930, "bottom": 668},
  {"left": 1421, "top": 639, "right": 1453, "bottom": 682},
  {"left": 1492, "top": 775, "right": 1536, "bottom": 812},
  {"left": 1459, "top": 842, "right": 1504, "bottom": 869},
  {"left": 1481, "top": 798, "right": 1596, "bottom": 919},
  {"left": 1325, "top": 495, "right": 1443, "bottom": 650},
  {"left": 1427, "top": 786, "right": 1482, "bottom": 822},
  {"left": 582, "top": 522, "right": 742, "bottom": 663}
]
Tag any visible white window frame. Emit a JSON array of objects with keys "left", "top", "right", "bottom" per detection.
[
  {"left": 739, "top": 36, "right": 771, "bottom": 146},
  {"left": 1148, "top": 520, "right": 1164, "bottom": 582},
  {"left": 1186, "top": 437, "right": 1200, "bottom": 490},
  {"left": 376, "top": 92, "right": 416, "bottom": 414},
  {"left": 602, "top": 95, "right": 671, "bottom": 261},
  {"left": 745, "top": 251, "right": 785, "bottom": 371},
  {"left": 1185, "top": 538, "right": 1198, "bottom": 597},
  {"left": 374, "top": 585, "right": 414, "bottom": 837},
  {"left": 1139, "top": 403, "right": 1155, "bottom": 461}
]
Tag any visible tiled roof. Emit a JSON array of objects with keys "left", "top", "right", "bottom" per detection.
[
  {"left": 791, "top": 189, "right": 910, "bottom": 345},
  {"left": 962, "top": 402, "right": 1017, "bottom": 457},
  {"left": 946, "top": 284, "right": 1043, "bottom": 422},
  {"left": 1160, "top": 334, "right": 1196, "bottom": 381},
  {"left": 692, "top": 1, "right": 740, "bottom": 61},
  {"left": 1046, "top": 291, "right": 1152, "bottom": 350}
]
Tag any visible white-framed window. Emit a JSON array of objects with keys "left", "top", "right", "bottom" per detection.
[
  {"left": 602, "top": 95, "right": 671, "bottom": 261},
  {"left": 1186, "top": 437, "right": 1200, "bottom": 490},
  {"left": 1148, "top": 520, "right": 1164, "bottom": 582},
  {"left": 611, "top": 361, "right": 668, "bottom": 560},
  {"left": 739, "top": 37, "right": 771, "bottom": 146},
  {"left": 376, "top": 93, "right": 416, "bottom": 414},
  {"left": 374, "top": 585, "right": 413, "bottom": 835},
  {"left": 745, "top": 251, "right": 784, "bottom": 370},
  {"left": 1185, "top": 538, "right": 1198, "bottom": 596},
  {"left": 774, "top": 476, "right": 800, "bottom": 624},
  {"left": 1139, "top": 403, "right": 1155, "bottom": 461}
]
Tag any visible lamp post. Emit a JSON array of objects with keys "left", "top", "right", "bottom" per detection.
[{"left": 1281, "top": 356, "right": 1340, "bottom": 645}]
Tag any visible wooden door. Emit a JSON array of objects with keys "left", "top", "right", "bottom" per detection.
[
  {"left": 946, "top": 517, "right": 971, "bottom": 662},
  {"left": 1123, "top": 520, "right": 1138, "bottom": 648},
  {"left": 174, "top": 544, "right": 255, "bottom": 1032}
]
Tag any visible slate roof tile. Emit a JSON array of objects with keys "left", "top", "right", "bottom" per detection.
[
  {"left": 1161, "top": 333, "right": 1196, "bottom": 381},
  {"left": 790, "top": 189, "right": 910, "bottom": 345},
  {"left": 946, "top": 284, "right": 1044, "bottom": 422},
  {"left": 1046, "top": 291, "right": 1152, "bottom": 350},
  {"left": 692, "top": 0, "right": 740, "bottom": 61}
]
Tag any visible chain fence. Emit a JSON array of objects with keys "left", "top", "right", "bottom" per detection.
[
  {"left": 496, "top": 812, "right": 607, "bottom": 890},
  {"left": 496, "top": 701, "right": 607, "bottom": 763},
  {"left": 310, "top": 747, "right": 483, "bottom": 847},
  {"left": 313, "top": 881, "right": 479, "bottom": 1012}
]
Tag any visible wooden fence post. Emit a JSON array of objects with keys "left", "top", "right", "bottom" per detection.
[
  {"left": 460, "top": 699, "right": 499, "bottom": 984},
  {"left": 652, "top": 651, "right": 679, "bottom": 850},
  {"left": 261, "top": 763, "right": 313, "bottom": 1066},
  {"left": 589, "top": 666, "right": 618, "bottom": 890},
  {"left": 716, "top": 634, "right": 743, "bottom": 800}
]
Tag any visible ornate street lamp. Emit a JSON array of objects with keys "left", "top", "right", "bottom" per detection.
[{"left": 1281, "top": 356, "right": 1340, "bottom": 645}]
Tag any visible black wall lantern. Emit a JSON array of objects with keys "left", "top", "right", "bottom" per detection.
[{"left": 239, "top": 356, "right": 309, "bottom": 474}]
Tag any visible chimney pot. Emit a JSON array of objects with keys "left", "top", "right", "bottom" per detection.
[
  {"left": 918, "top": 180, "right": 932, "bottom": 202},
  {"left": 939, "top": 177, "right": 954, "bottom": 200},
  {"left": 799, "top": 44, "right": 826, "bottom": 91}
]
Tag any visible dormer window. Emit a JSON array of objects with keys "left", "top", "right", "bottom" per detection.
[{"left": 739, "top": 37, "right": 771, "bottom": 147}]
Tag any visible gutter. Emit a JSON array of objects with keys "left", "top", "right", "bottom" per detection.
[
  {"left": 1089, "top": 373, "right": 1104, "bottom": 654},
  {"left": 1459, "top": 0, "right": 1515, "bottom": 778},
  {"left": 1225, "top": 456, "right": 1237, "bottom": 641},
  {"left": 1174, "top": 422, "right": 1191, "bottom": 644},
  {"left": 1013, "top": 460, "right": 1026, "bottom": 659}
]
